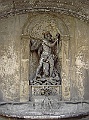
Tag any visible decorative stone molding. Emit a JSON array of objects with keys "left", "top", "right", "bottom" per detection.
[{"left": 0, "top": 0, "right": 89, "bottom": 23}]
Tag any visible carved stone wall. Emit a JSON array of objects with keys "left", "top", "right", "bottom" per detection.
[
  {"left": 0, "top": 0, "right": 89, "bottom": 23},
  {"left": 0, "top": 2, "right": 89, "bottom": 102}
]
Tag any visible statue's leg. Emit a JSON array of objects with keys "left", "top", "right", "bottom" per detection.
[
  {"left": 49, "top": 55, "right": 54, "bottom": 76},
  {"left": 43, "top": 62, "right": 49, "bottom": 76},
  {"left": 36, "top": 57, "right": 44, "bottom": 76}
]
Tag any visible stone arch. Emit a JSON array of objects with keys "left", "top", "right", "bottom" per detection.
[
  {"left": 22, "top": 14, "right": 69, "bottom": 37},
  {"left": 0, "top": 0, "right": 89, "bottom": 23},
  {"left": 20, "top": 13, "right": 70, "bottom": 101}
]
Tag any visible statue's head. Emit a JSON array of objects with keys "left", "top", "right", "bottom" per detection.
[{"left": 42, "top": 31, "right": 52, "bottom": 40}]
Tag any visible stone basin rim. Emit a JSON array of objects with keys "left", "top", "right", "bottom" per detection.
[
  {"left": 0, "top": 101, "right": 89, "bottom": 119},
  {"left": 0, "top": 111, "right": 89, "bottom": 119}
]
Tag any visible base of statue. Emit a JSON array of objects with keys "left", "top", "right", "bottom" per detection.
[
  {"left": 30, "top": 84, "right": 62, "bottom": 106},
  {"left": 31, "top": 85, "right": 62, "bottom": 95},
  {"left": 31, "top": 76, "right": 61, "bottom": 85}
]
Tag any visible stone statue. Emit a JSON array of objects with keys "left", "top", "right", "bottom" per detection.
[{"left": 30, "top": 31, "right": 61, "bottom": 85}]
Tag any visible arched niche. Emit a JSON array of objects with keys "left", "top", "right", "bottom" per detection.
[{"left": 20, "top": 13, "right": 70, "bottom": 102}]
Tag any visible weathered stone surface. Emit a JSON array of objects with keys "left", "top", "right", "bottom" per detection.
[
  {"left": 0, "top": 14, "right": 27, "bottom": 102},
  {"left": 0, "top": 13, "right": 89, "bottom": 101},
  {"left": 0, "top": 0, "right": 89, "bottom": 23},
  {"left": 0, "top": 1, "right": 89, "bottom": 120},
  {"left": 0, "top": 0, "right": 89, "bottom": 103},
  {"left": 0, "top": 101, "right": 89, "bottom": 119}
]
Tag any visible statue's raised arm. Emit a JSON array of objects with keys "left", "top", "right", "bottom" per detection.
[{"left": 43, "top": 32, "right": 60, "bottom": 48}]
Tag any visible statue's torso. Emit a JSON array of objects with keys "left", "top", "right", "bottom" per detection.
[{"left": 42, "top": 40, "right": 51, "bottom": 55}]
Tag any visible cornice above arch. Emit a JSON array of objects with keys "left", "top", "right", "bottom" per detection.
[{"left": 0, "top": 0, "right": 89, "bottom": 23}]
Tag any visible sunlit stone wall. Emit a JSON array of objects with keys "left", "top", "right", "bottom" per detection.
[
  {"left": 0, "top": 15, "right": 27, "bottom": 101},
  {"left": 0, "top": 0, "right": 89, "bottom": 102}
]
